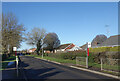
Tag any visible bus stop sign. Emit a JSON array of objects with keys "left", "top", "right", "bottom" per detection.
[
  {"left": 13, "top": 47, "right": 17, "bottom": 51},
  {"left": 87, "top": 42, "right": 91, "bottom": 48}
]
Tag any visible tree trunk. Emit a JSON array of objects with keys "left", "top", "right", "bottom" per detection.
[
  {"left": 36, "top": 39, "right": 42, "bottom": 55},
  {"left": 52, "top": 47, "right": 55, "bottom": 53},
  {"left": 36, "top": 50, "right": 39, "bottom": 55},
  {"left": 9, "top": 46, "right": 14, "bottom": 56}
]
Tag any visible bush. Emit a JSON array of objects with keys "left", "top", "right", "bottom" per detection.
[
  {"left": 2, "top": 54, "right": 7, "bottom": 61},
  {"left": 88, "top": 52, "right": 95, "bottom": 63},
  {"left": 44, "top": 53, "right": 49, "bottom": 56},
  {"left": 46, "top": 50, "right": 86, "bottom": 60},
  {"left": 43, "top": 47, "right": 119, "bottom": 64},
  {"left": 88, "top": 51, "right": 119, "bottom": 64},
  {"left": 60, "top": 53, "right": 76, "bottom": 60},
  {"left": 109, "top": 46, "right": 120, "bottom": 51},
  {"left": 105, "top": 51, "right": 119, "bottom": 59},
  {"left": 89, "top": 46, "right": 120, "bottom": 53}
]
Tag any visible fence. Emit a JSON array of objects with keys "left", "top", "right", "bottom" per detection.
[
  {"left": 76, "top": 57, "right": 87, "bottom": 68},
  {"left": 76, "top": 57, "right": 120, "bottom": 73},
  {"left": 101, "top": 58, "right": 120, "bottom": 72}
]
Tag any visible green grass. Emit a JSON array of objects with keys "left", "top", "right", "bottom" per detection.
[
  {"left": 102, "top": 64, "right": 120, "bottom": 71},
  {"left": 43, "top": 56, "right": 120, "bottom": 71},
  {"left": 1, "top": 56, "right": 16, "bottom": 70},
  {"left": 43, "top": 56, "right": 76, "bottom": 64},
  {"left": 88, "top": 62, "right": 101, "bottom": 68},
  {"left": 26, "top": 55, "right": 76, "bottom": 64},
  {"left": 88, "top": 62, "right": 119, "bottom": 71},
  {"left": 102, "top": 70, "right": 120, "bottom": 76}
]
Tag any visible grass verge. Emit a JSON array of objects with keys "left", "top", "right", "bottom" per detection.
[
  {"left": 26, "top": 55, "right": 76, "bottom": 64},
  {"left": 1, "top": 56, "right": 16, "bottom": 70}
]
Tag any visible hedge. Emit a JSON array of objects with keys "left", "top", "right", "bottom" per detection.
[
  {"left": 89, "top": 46, "right": 120, "bottom": 53},
  {"left": 44, "top": 50, "right": 86, "bottom": 60},
  {"left": 43, "top": 49, "right": 119, "bottom": 64}
]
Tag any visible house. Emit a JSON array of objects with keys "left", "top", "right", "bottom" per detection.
[
  {"left": 98, "top": 35, "right": 120, "bottom": 47},
  {"left": 80, "top": 35, "right": 120, "bottom": 50},
  {"left": 28, "top": 48, "right": 36, "bottom": 53},
  {"left": 80, "top": 44, "right": 87, "bottom": 50},
  {"left": 55, "top": 43, "right": 82, "bottom": 53},
  {"left": 67, "top": 45, "right": 82, "bottom": 51},
  {"left": 44, "top": 50, "right": 51, "bottom": 53}
]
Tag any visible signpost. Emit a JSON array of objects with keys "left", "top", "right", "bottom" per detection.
[
  {"left": 86, "top": 42, "right": 91, "bottom": 68},
  {"left": 13, "top": 47, "right": 17, "bottom": 56},
  {"left": 13, "top": 47, "right": 18, "bottom": 77},
  {"left": 87, "top": 42, "right": 91, "bottom": 56}
]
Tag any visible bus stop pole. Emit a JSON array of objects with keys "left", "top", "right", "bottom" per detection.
[{"left": 15, "top": 51, "right": 18, "bottom": 77}]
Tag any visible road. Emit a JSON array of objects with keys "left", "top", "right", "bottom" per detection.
[{"left": 19, "top": 56, "right": 117, "bottom": 80}]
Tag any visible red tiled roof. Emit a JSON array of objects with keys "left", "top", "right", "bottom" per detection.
[
  {"left": 29, "top": 48, "right": 36, "bottom": 51},
  {"left": 65, "top": 44, "right": 75, "bottom": 50},
  {"left": 56, "top": 43, "right": 72, "bottom": 49}
]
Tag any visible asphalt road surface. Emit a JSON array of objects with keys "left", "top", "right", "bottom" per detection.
[{"left": 19, "top": 56, "right": 118, "bottom": 80}]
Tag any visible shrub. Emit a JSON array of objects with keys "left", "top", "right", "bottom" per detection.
[
  {"left": 88, "top": 51, "right": 119, "bottom": 64},
  {"left": 2, "top": 54, "right": 7, "bottom": 61},
  {"left": 46, "top": 50, "right": 86, "bottom": 60},
  {"left": 105, "top": 51, "right": 119, "bottom": 59},
  {"left": 43, "top": 47, "right": 119, "bottom": 64},
  {"left": 89, "top": 46, "right": 120, "bottom": 53}
]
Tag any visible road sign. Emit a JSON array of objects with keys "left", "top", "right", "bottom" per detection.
[
  {"left": 87, "top": 48, "right": 89, "bottom": 56},
  {"left": 87, "top": 42, "right": 91, "bottom": 48},
  {"left": 13, "top": 47, "right": 17, "bottom": 51},
  {"left": 86, "top": 42, "right": 91, "bottom": 68}
]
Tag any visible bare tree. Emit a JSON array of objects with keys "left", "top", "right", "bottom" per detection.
[
  {"left": 0, "top": 13, "right": 2, "bottom": 54},
  {"left": 2, "top": 13, "right": 25, "bottom": 54},
  {"left": 26, "top": 27, "right": 46, "bottom": 55},
  {"left": 43, "top": 32, "right": 60, "bottom": 52}
]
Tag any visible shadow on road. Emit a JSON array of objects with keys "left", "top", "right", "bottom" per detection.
[
  {"left": 18, "top": 56, "right": 64, "bottom": 79},
  {"left": 24, "top": 67, "right": 63, "bottom": 79}
]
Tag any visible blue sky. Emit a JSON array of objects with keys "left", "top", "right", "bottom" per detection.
[{"left": 2, "top": 2, "right": 118, "bottom": 50}]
